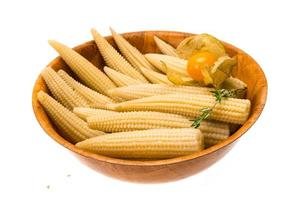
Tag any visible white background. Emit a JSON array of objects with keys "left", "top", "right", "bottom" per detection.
[{"left": 0, "top": 0, "right": 299, "bottom": 199}]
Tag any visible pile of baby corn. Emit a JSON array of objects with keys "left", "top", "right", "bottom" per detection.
[{"left": 37, "top": 28, "right": 250, "bottom": 159}]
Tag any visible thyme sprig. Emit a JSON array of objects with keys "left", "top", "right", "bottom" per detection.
[{"left": 191, "top": 88, "right": 245, "bottom": 128}]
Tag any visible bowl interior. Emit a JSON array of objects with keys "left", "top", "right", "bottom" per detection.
[{"left": 32, "top": 31, "right": 267, "bottom": 166}]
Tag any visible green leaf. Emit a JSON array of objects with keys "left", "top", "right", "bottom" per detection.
[
  {"left": 191, "top": 88, "right": 244, "bottom": 128},
  {"left": 191, "top": 108, "right": 213, "bottom": 128}
]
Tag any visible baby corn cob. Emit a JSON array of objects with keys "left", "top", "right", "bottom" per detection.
[
  {"left": 154, "top": 36, "right": 179, "bottom": 57},
  {"left": 107, "top": 83, "right": 211, "bottom": 100},
  {"left": 204, "top": 134, "right": 229, "bottom": 147},
  {"left": 57, "top": 70, "right": 114, "bottom": 108},
  {"left": 73, "top": 107, "right": 117, "bottom": 120},
  {"left": 109, "top": 93, "right": 251, "bottom": 124},
  {"left": 200, "top": 120, "right": 230, "bottom": 147},
  {"left": 110, "top": 28, "right": 157, "bottom": 71},
  {"left": 41, "top": 67, "right": 89, "bottom": 110},
  {"left": 145, "top": 53, "right": 188, "bottom": 76},
  {"left": 37, "top": 91, "right": 104, "bottom": 143},
  {"left": 91, "top": 29, "right": 148, "bottom": 82},
  {"left": 87, "top": 111, "right": 190, "bottom": 132},
  {"left": 76, "top": 128, "right": 204, "bottom": 159},
  {"left": 103, "top": 67, "right": 143, "bottom": 87},
  {"left": 87, "top": 110, "right": 229, "bottom": 139},
  {"left": 75, "top": 107, "right": 229, "bottom": 146},
  {"left": 140, "top": 67, "right": 174, "bottom": 85},
  {"left": 48, "top": 40, "right": 116, "bottom": 96}
]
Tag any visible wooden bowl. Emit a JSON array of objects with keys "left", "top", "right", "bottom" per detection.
[{"left": 32, "top": 31, "right": 267, "bottom": 183}]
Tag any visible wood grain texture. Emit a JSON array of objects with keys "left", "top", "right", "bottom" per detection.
[{"left": 32, "top": 31, "right": 268, "bottom": 183}]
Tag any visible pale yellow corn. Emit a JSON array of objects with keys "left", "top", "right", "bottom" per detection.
[
  {"left": 200, "top": 120, "right": 230, "bottom": 136},
  {"left": 109, "top": 93, "right": 251, "bottom": 124},
  {"left": 140, "top": 67, "right": 174, "bottom": 85},
  {"left": 75, "top": 108, "right": 229, "bottom": 146},
  {"left": 57, "top": 70, "right": 114, "bottom": 108},
  {"left": 154, "top": 36, "right": 179, "bottom": 57},
  {"left": 41, "top": 67, "right": 89, "bottom": 110},
  {"left": 205, "top": 132, "right": 229, "bottom": 147},
  {"left": 200, "top": 120, "right": 230, "bottom": 147},
  {"left": 145, "top": 53, "right": 188, "bottom": 76},
  {"left": 48, "top": 40, "right": 116, "bottom": 96},
  {"left": 87, "top": 111, "right": 190, "bottom": 132},
  {"left": 103, "top": 67, "right": 143, "bottom": 87},
  {"left": 73, "top": 107, "right": 117, "bottom": 120},
  {"left": 76, "top": 128, "right": 204, "bottom": 159},
  {"left": 107, "top": 83, "right": 212, "bottom": 100},
  {"left": 91, "top": 29, "right": 148, "bottom": 82},
  {"left": 37, "top": 91, "right": 104, "bottom": 143},
  {"left": 110, "top": 28, "right": 157, "bottom": 71},
  {"left": 87, "top": 110, "right": 229, "bottom": 137}
]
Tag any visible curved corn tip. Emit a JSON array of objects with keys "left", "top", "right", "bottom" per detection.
[
  {"left": 110, "top": 27, "right": 157, "bottom": 71},
  {"left": 48, "top": 40, "right": 57, "bottom": 47},
  {"left": 75, "top": 128, "right": 204, "bottom": 159},
  {"left": 140, "top": 67, "right": 174, "bottom": 85},
  {"left": 153, "top": 36, "right": 179, "bottom": 57},
  {"left": 37, "top": 91, "right": 104, "bottom": 143},
  {"left": 91, "top": 28, "right": 148, "bottom": 83},
  {"left": 57, "top": 69, "right": 114, "bottom": 107},
  {"left": 48, "top": 39, "right": 116, "bottom": 96},
  {"left": 103, "top": 66, "right": 143, "bottom": 87},
  {"left": 41, "top": 67, "right": 89, "bottom": 110},
  {"left": 37, "top": 90, "right": 46, "bottom": 101},
  {"left": 144, "top": 53, "right": 188, "bottom": 76}
]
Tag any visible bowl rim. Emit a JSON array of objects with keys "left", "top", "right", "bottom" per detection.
[{"left": 32, "top": 30, "right": 268, "bottom": 167}]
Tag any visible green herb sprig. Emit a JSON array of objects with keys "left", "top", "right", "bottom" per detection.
[{"left": 191, "top": 88, "right": 245, "bottom": 128}]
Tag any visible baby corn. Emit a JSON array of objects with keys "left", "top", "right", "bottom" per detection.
[
  {"left": 110, "top": 28, "right": 157, "bottom": 71},
  {"left": 41, "top": 67, "right": 89, "bottom": 110},
  {"left": 91, "top": 29, "right": 148, "bottom": 82},
  {"left": 109, "top": 93, "right": 251, "bottom": 124},
  {"left": 73, "top": 107, "right": 117, "bottom": 120},
  {"left": 200, "top": 120, "right": 230, "bottom": 147},
  {"left": 107, "top": 84, "right": 211, "bottom": 100},
  {"left": 37, "top": 91, "right": 104, "bottom": 143},
  {"left": 87, "top": 110, "right": 229, "bottom": 143},
  {"left": 58, "top": 70, "right": 114, "bottom": 108},
  {"left": 145, "top": 53, "right": 188, "bottom": 76},
  {"left": 48, "top": 40, "right": 116, "bottom": 96},
  {"left": 87, "top": 111, "right": 190, "bottom": 131},
  {"left": 74, "top": 108, "right": 229, "bottom": 145},
  {"left": 204, "top": 134, "right": 229, "bottom": 147},
  {"left": 76, "top": 128, "right": 204, "bottom": 159},
  {"left": 103, "top": 67, "right": 143, "bottom": 87},
  {"left": 140, "top": 67, "right": 174, "bottom": 85},
  {"left": 154, "top": 36, "right": 179, "bottom": 57}
]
